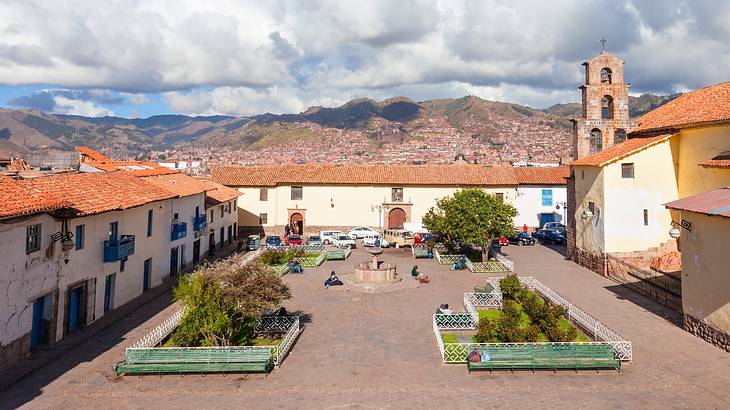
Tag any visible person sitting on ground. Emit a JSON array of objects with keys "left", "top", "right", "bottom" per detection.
[
  {"left": 324, "top": 271, "right": 343, "bottom": 288},
  {"left": 411, "top": 265, "right": 429, "bottom": 283},
  {"left": 288, "top": 259, "right": 302, "bottom": 273}
]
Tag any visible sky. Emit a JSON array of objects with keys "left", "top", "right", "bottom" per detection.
[{"left": 0, "top": 0, "right": 728, "bottom": 118}]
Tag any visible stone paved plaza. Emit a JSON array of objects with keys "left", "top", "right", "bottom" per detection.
[{"left": 1, "top": 245, "right": 729, "bottom": 409}]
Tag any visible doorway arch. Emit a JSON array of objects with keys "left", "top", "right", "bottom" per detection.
[
  {"left": 387, "top": 208, "right": 406, "bottom": 229},
  {"left": 290, "top": 212, "right": 303, "bottom": 235}
]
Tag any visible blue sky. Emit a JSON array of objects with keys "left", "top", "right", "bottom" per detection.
[{"left": 0, "top": 0, "right": 728, "bottom": 118}]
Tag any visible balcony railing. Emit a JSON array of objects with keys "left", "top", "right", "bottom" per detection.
[
  {"left": 103, "top": 235, "right": 135, "bottom": 262},
  {"left": 193, "top": 215, "right": 207, "bottom": 232},
  {"left": 171, "top": 222, "right": 187, "bottom": 241}
]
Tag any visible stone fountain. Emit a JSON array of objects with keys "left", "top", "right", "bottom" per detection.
[{"left": 352, "top": 247, "right": 400, "bottom": 283}]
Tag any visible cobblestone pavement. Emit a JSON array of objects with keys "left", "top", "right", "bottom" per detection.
[{"left": 2, "top": 245, "right": 729, "bottom": 409}]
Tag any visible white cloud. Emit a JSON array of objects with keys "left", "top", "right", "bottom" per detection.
[
  {"left": 52, "top": 96, "right": 114, "bottom": 117},
  {"left": 1, "top": 0, "right": 728, "bottom": 114}
]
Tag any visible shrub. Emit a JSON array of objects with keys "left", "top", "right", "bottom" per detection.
[
  {"left": 502, "top": 326, "right": 526, "bottom": 342},
  {"left": 475, "top": 317, "right": 502, "bottom": 343},
  {"left": 524, "top": 325, "right": 541, "bottom": 342},
  {"left": 499, "top": 274, "right": 523, "bottom": 301},
  {"left": 260, "top": 250, "right": 291, "bottom": 266}
]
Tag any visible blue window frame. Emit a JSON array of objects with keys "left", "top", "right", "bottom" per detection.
[
  {"left": 541, "top": 189, "right": 553, "bottom": 206},
  {"left": 75, "top": 224, "right": 85, "bottom": 250},
  {"left": 109, "top": 221, "right": 118, "bottom": 242}
]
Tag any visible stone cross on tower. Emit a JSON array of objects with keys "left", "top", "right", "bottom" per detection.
[{"left": 600, "top": 38, "right": 607, "bottom": 51}]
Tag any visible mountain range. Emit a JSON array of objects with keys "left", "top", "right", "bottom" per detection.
[{"left": 0, "top": 93, "right": 678, "bottom": 160}]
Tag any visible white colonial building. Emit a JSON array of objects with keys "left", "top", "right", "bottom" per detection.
[{"left": 211, "top": 164, "right": 568, "bottom": 236}]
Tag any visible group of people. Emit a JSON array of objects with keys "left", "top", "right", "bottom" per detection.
[
  {"left": 411, "top": 265, "right": 430, "bottom": 283},
  {"left": 284, "top": 222, "right": 300, "bottom": 238},
  {"left": 324, "top": 271, "right": 343, "bottom": 288}
]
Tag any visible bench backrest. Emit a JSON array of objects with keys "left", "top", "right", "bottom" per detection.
[
  {"left": 477, "top": 344, "right": 615, "bottom": 360},
  {"left": 125, "top": 347, "right": 273, "bottom": 364}
]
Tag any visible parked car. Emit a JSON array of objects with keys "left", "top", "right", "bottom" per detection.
[
  {"left": 497, "top": 234, "right": 509, "bottom": 246},
  {"left": 285, "top": 234, "right": 303, "bottom": 246},
  {"left": 546, "top": 229, "right": 567, "bottom": 245},
  {"left": 347, "top": 227, "right": 380, "bottom": 239},
  {"left": 363, "top": 234, "right": 389, "bottom": 248},
  {"left": 319, "top": 230, "right": 343, "bottom": 245},
  {"left": 542, "top": 222, "right": 566, "bottom": 231},
  {"left": 332, "top": 234, "right": 357, "bottom": 249},
  {"left": 306, "top": 235, "right": 323, "bottom": 246},
  {"left": 383, "top": 229, "right": 414, "bottom": 248},
  {"left": 266, "top": 235, "right": 282, "bottom": 248},
  {"left": 246, "top": 234, "right": 261, "bottom": 251},
  {"left": 508, "top": 231, "right": 536, "bottom": 246}
]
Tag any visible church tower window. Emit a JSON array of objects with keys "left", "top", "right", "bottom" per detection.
[
  {"left": 615, "top": 129, "right": 627, "bottom": 144},
  {"left": 600, "top": 67, "right": 612, "bottom": 84},
  {"left": 590, "top": 129, "right": 603, "bottom": 153},
  {"left": 601, "top": 95, "right": 614, "bottom": 120}
]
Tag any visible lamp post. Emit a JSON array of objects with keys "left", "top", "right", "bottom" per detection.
[
  {"left": 555, "top": 201, "right": 567, "bottom": 224},
  {"left": 371, "top": 203, "right": 390, "bottom": 232}
]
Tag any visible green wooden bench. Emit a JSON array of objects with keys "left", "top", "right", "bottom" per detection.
[
  {"left": 413, "top": 248, "right": 430, "bottom": 258},
  {"left": 473, "top": 283, "right": 495, "bottom": 293},
  {"left": 325, "top": 249, "right": 347, "bottom": 260},
  {"left": 115, "top": 347, "right": 273, "bottom": 377},
  {"left": 466, "top": 344, "right": 620, "bottom": 373}
]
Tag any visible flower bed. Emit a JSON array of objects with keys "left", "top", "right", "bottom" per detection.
[{"left": 433, "top": 276, "right": 632, "bottom": 363}]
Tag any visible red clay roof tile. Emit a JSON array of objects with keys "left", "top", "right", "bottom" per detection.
[
  {"left": 141, "top": 173, "right": 211, "bottom": 197},
  {"left": 571, "top": 134, "right": 673, "bottom": 167},
  {"left": 0, "top": 175, "right": 68, "bottom": 218},
  {"left": 634, "top": 81, "right": 730, "bottom": 133}
]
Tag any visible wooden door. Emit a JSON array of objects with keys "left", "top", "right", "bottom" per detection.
[{"left": 388, "top": 208, "right": 406, "bottom": 229}]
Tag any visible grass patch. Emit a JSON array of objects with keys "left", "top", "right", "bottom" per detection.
[{"left": 440, "top": 333, "right": 459, "bottom": 344}]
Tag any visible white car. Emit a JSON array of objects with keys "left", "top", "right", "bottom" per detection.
[
  {"left": 332, "top": 234, "right": 357, "bottom": 249},
  {"left": 347, "top": 227, "right": 381, "bottom": 239},
  {"left": 363, "top": 235, "right": 389, "bottom": 248},
  {"left": 319, "top": 230, "right": 343, "bottom": 245}
]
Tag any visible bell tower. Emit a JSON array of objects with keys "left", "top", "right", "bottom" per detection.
[{"left": 572, "top": 50, "right": 634, "bottom": 159}]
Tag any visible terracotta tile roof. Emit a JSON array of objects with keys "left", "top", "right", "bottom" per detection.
[
  {"left": 20, "top": 172, "right": 175, "bottom": 217},
  {"left": 211, "top": 164, "right": 527, "bottom": 187},
  {"left": 649, "top": 251, "right": 681, "bottom": 274},
  {"left": 665, "top": 186, "right": 730, "bottom": 218},
  {"left": 572, "top": 134, "right": 673, "bottom": 167},
  {"left": 76, "top": 146, "right": 111, "bottom": 162},
  {"left": 699, "top": 151, "right": 730, "bottom": 168},
  {"left": 634, "top": 81, "right": 730, "bottom": 134},
  {"left": 142, "top": 173, "right": 211, "bottom": 197},
  {"left": 199, "top": 180, "right": 241, "bottom": 204},
  {"left": 0, "top": 175, "right": 68, "bottom": 219},
  {"left": 85, "top": 161, "right": 178, "bottom": 176},
  {"left": 513, "top": 166, "right": 570, "bottom": 185}
]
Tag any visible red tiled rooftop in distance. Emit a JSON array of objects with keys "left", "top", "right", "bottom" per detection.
[
  {"left": 513, "top": 166, "right": 569, "bottom": 185},
  {"left": 19, "top": 172, "right": 176, "bottom": 217},
  {"left": 665, "top": 186, "right": 730, "bottom": 218},
  {"left": 0, "top": 175, "right": 68, "bottom": 219},
  {"left": 634, "top": 81, "right": 730, "bottom": 134},
  {"left": 199, "top": 180, "right": 241, "bottom": 203},
  {"left": 572, "top": 134, "right": 672, "bottom": 167},
  {"left": 87, "top": 161, "right": 178, "bottom": 176},
  {"left": 76, "top": 146, "right": 112, "bottom": 162},
  {"left": 141, "top": 173, "right": 211, "bottom": 197}
]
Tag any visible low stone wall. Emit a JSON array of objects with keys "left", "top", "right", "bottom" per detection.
[
  {"left": 0, "top": 332, "right": 31, "bottom": 370},
  {"left": 683, "top": 314, "right": 730, "bottom": 353}
]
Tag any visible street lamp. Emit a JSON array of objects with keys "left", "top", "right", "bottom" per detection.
[{"left": 371, "top": 203, "right": 390, "bottom": 232}]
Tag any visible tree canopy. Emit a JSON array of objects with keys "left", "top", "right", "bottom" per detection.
[
  {"left": 171, "top": 254, "right": 290, "bottom": 347},
  {"left": 422, "top": 188, "right": 517, "bottom": 247}
]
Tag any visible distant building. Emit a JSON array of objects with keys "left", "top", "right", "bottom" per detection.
[{"left": 211, "top": 164, "right": 568, "bottom": 235}]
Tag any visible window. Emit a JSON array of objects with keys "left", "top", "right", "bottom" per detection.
[
  {"left": 589, "top": 129, "right": 602, "bottom": 153},
  {"left": 26, "top": 224, "right": 41, "bottom": 253},
  {"left": 643, "top": 209, "right": 649, "bottom": 226},
  {"left": 581, "top": 170, "right": 585, "bottom": 180},
  {"left": 615, "top": 129, "right": 627, "bottom": 145},
  {"left": 601, "top": 95, "right": 613, "bottom": 120},
  {"left": 391, "top": 188, "right": 404, "bottom": 202},
  {"left": 233, "top": 200, "right": 237, "bottom": 208},
  {"left": 109, "top": 221, "right": 118, "bottom": 242},
  {"left": 75, "top": 224, "right": 85, "bottom": 250},
  {"left": 588, "top": 201, "right": 595, "bottom": 214},
  {"left": 220, "top": 205, "right": 224, "bottom": 218},
  {"left": 260, "top": 188, "right": 268, "bottom": 201},
  {"left": 621, "top": 163, "right": 634, "bottom": 179},
  {"left": 143, "top": 258, "right": 152, "bottom": 291},
  {"left": 600, "top": 67, "right": 612, "bottom": 84},
  {"left": 496, "top": 193, "right": 504, "bottom": 201},
  {"left": 147, "top": 209, "right": 153, "bottom": 237},
  {"left": 259, "top": 213, "right": 268, "bottom": 225},
  {"left": 210, "top": 209, "right": 214, "bottom": 223},
  {"left": 120, "top": 259, "right": 126, "bottom": 272},
  {"left": 291, "top": 186, "right": 303, "bottom": 200},
  {"left": 195, "top": 206, "right": 199, "bottom": 217},
  {"left": 541, "top": 189, "right": 553, "bottom": 206}
]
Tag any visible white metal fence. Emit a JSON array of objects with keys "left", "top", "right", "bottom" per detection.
[{"left": 433, "top": 277, "right": 633, "bottom": 362}]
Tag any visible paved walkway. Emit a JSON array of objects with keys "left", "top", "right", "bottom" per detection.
[{"left": 1, "top": 245, "right": 729, "bottom": 409}]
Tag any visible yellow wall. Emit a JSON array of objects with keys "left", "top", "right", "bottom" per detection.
[
  {"left": 573, "top": 165, "right": 605, "bottom": 253},
  {"left": 676, "top": 125, "right": 730, "bottom": 198},
  {"left": 679, "top": 211, "right": 730, "bottom": 333},
  {"left": 602, "top": 138, "right": 679, "bottom": 252}
]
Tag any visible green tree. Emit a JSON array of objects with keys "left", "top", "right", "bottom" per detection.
[
  {"left": 422, "top": 188, "right": 517, "bottom": 254},
  {"left": 171, "top": 254, "right": 290, "bottom": 347}
]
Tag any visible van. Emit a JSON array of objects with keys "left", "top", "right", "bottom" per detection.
[
  {"left": 383, "top": 229, "right": 414, "bottom": 248},
  {"left": 319, "top": 230, "right": 343, "bottom": 245}
]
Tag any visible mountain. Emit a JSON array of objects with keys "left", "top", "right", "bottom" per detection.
[{"left": 0, "top": 93, "right": 676, "bottom": 163}]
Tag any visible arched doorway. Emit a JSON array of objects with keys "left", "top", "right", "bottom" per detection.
[
  {"left": 388, "top": 208, "right": 406, "bottom": 229},
  {"left": 290, "top": 212, "right": 303, "bottom": 235}
]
